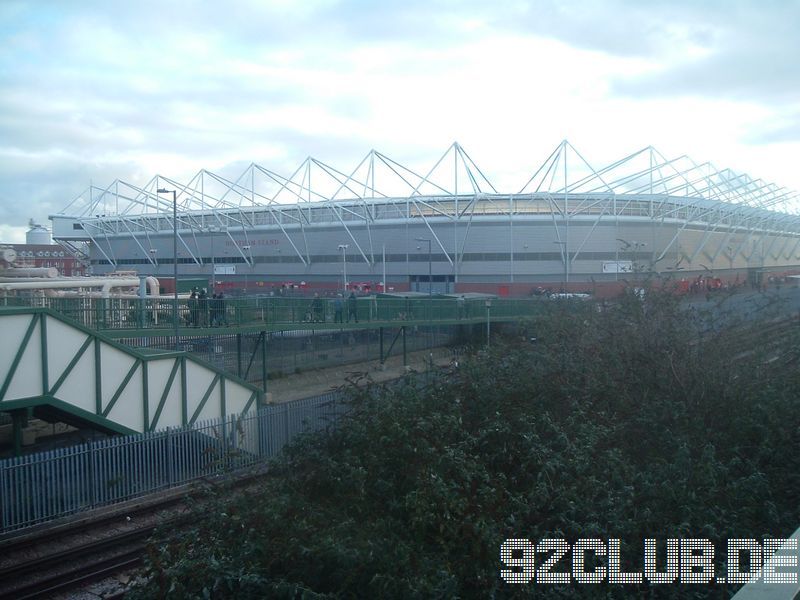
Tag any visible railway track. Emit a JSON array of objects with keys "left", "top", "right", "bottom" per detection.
[
  {"left": 0, "top": 467, "right": 269, "bottom": 598},
  {"left": 0, "top": 493, "right": 186, "bottom": 556},
  {"left": 0, "top": 530, "right": 153, "bottom": 599},
  {"left": 0, "top": 510, "right": 185, "bottom": 599}
]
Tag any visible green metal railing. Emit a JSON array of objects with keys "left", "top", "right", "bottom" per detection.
[{"left": 0, "top": 295, "right": 544, "bottom": 333}]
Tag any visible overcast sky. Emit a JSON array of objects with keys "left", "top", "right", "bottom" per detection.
[{"left": 1, "top": 0, "right": 798, "bottom": 242}]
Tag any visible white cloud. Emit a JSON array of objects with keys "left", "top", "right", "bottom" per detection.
[
  {"left": 0, "top": 0, "right": 798, "bottom": 236},
  {"left": 0, "top": 224, "right": 28, "bottom": 244}
]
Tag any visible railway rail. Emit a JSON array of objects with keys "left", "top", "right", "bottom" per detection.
[
  {"left": 0, "top": 467, "right": 267, "bottom": 598},
  {"left": 0, "top": 526, "right": 158, "bottom": 599},
  {"left": 0, "top": 496, "right": 186, "bottom": 599}
]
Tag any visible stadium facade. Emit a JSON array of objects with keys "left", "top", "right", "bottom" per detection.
[{"left": 50, "top": 141, "right": 800, "bottom": 297}]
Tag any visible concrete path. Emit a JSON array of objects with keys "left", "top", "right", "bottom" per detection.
[{"left": 266, "top": 347, "right": 457, "bottom": 403}]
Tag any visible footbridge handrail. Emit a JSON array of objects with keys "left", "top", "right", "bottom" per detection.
[{"left": 0, "top": 294, "right": 546, "bottom": 334}]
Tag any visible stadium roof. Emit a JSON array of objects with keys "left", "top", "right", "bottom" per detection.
[{"left": 57, "top": 141, "right": 800, "bottom": 220}]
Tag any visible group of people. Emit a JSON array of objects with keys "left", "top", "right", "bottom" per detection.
[
  {"left": 187, "top": 288, "right": 228, "bottom": 327},
  {"left": 307, "top": 292, "right": 359, "bottom": 323}
]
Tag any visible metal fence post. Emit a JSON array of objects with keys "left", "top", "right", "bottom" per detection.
[
  {"left": 167, "top": 428, "right": 174, "bottom": 486},
  {"left": 89, "top": 444, "right": 98, "bottom": 509},
  {"left": 0, "top": 460, "right": 6, "bottom": 531},
  {"left": 402, "top": 325, "right": 407, "bottom": 366},
  {"left": 222, "top": 415, "right": 229, "bottom": 473},
  {"left": 284, "top": 402, "right": 290, "bottom": 446},
  {"left": 261, "top": 332, "right": 268, "bottom": 394}
]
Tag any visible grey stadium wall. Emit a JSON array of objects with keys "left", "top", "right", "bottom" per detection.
[{"left": 50, "top": 143, "right": 800, "bottom": 298}]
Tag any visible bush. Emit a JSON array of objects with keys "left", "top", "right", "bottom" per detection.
[{"left": 131, "top": 289, "right": 800, "bottom": 598}]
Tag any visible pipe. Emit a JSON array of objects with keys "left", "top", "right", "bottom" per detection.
[
  {"left": 0, "top": 267, "right": 59, "bottom": 278},
  {"left": 43, "top": 291, "right": 192, "bottom": 300},
  {"left": 145, "top": 276, "right": 159, "bottom": 296},
  {"left": 101, "top": 280, "right": 128, "bottom": 297},
  {"left": 0, "top": 278, "right": 141, "bottom": 296},
  {"left": 0, "top": 276, "right": 160, "bottom": 299},
  {"left": 0, "top": 278, "right": 62, "bottom": 283}
]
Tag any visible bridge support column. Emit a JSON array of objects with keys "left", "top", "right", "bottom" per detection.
[{"left": 11, "top": 409, "right": 28, "bottom": 457}]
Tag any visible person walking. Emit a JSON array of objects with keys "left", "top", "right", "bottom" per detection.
[
  {"left": 347, "top": 292, "right": 358, "bottom": 323},
  {"left": 210, "top": 293, "right": 219, "bottom": 326},
  {"left": 188, "top": 289, "right": 198, "bottom": 327},
  {"left": 198, "top": 288, "right": 208, "bottom": 327},
  {"left": 333, "top": 294, "right": 343, "bottom": 323},
  {"left": 217, "top": 291, "right": 228, "bottom": 326}
]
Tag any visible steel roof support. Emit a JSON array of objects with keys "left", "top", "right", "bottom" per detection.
[{"left": 82, "top": 222, "right": 117, "bottom": 269}]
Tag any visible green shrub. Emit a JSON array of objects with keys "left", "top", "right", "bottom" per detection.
[{"left": 131, "top": 289, "right": 800, "bottom": 599}]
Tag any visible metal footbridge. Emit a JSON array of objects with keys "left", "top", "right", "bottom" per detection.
[
  {"left": 0, "top": 307, "right": 263, "bottom": 451},
  {"left": 0, "top": 294, "right": 543, "bottom": 453},
  {"left": 0, "top": 294, "right": 539, "bottom": 337}
]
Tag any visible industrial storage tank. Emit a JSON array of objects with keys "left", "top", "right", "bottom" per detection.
[{"left": 26, "top": 219, "right": 51, "bottom": 245}]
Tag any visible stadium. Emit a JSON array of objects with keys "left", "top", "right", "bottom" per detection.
[{"left": 50, "top": 141, "right": 800, "bottom": 297}]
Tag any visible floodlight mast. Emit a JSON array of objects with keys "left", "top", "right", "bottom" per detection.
[
  {"left": 156, "top": 188, "right": 179, "bottom": 351},
  {"left": 243, "top": 245, "right": 251, "bottom": 293},
  {"left": 414, "top": 238, "right": 432, "bottom": 297}
]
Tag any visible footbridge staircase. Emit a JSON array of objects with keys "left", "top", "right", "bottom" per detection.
[{"left": 0, "top": 307, "right": 263, "bottom": 448}]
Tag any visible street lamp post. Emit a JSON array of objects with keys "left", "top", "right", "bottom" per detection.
[
  {"left": 337, "top": 244, "right": 349, "bottom": 293},
  {"left": 382, "top": 243, "right": 386, "bottom": 293},
  {"left": 149, "top": 248, "right": 158, "bottom": 274},
  {"left": 415, "top": 238, "right": 433, "bottom": 369},
  {"left": 415, "top": 238, "right": 432, "bottom": 297},
  {"left": 208, "top": 226, "right": 218, "bottom": 291},
  {"left": 243, "top": 245, "right": 251, "bottom": 294},
  {"left": 156, "top": 188, "right": 179, "bottom": 351}
]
